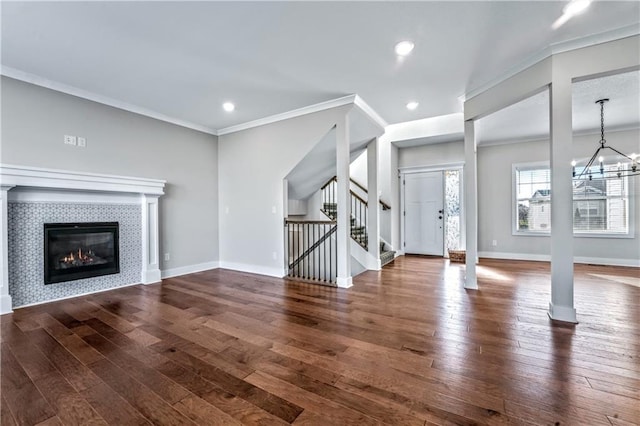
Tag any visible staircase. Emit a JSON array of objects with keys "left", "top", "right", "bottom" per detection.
[
  {"left": 321, "top": 203, "right": 368, "bottom": 248},
  {"left": 379, "top": 241, "right": 396, "bottom": 267},
  {"left": 321, "top": 176, "right": 395, "bottom": 267},
  {"left": 284, "top": 176, "right": 395, "bottom": 286}
]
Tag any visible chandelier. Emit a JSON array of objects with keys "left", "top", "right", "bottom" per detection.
[{"left": 572, "top": 98, "right": 638, "bottom": 180}]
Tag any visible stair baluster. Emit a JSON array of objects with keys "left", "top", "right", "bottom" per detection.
[{"left": 285, "top": 219, "right": 336, "bottom": 284}]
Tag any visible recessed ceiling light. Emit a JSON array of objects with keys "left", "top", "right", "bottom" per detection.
[
  {"left": 223, "top": 102, "right": 235, "bottom": 112},
  {"left": 395, "top": 41, "right": 414, "bottom": 56},
  {"left": 553, "top": 0, "right": 591, "bottom": 29},
  {"left": 406, "top": 101, "right": 419, "bottom": 110},
  {"left": 563, "top": 0, "right": 591, "bottom": 16}
]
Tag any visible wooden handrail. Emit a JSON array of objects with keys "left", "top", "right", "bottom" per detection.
[
  {"left": 321, "top": 176, "right": 391, "bottom": 210},
  {"left": 349, "top": 178, "right": 367, "bottom": 194},
  {"left": 285, "top": 219, "right": 336, "bottom": 225},
  {"left": 350, "top": 191, "right": 367, "bottom": 205},
  {"left": 350, "top": 178, "right": 391, "bottom": 210},
  {"left": 320, "top": 176, "right": 337, "bottom": 190}
]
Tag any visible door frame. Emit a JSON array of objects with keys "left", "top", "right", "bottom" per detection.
[{"left": 399, "top": 162, "right": 465, "bottom": 257}]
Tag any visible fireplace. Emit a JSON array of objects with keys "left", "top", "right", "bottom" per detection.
[{"left": 44, "top": 222, "right": 120, "bottom": 284}]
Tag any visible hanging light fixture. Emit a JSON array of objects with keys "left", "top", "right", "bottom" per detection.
[{"left": 572, "top": 98, "right": 639, "bottom": 180}]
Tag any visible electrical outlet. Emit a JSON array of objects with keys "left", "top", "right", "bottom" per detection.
[
  {"left": 77, "top": 137, "right": 86, "bottom": 147},
  {"left": 272, "top": 251, "right": 277, "bottom": 260},
  {"left": 164, "top": 253, "right": 170, "bottom": 261},
  {"left": 492, "top": 240, "right": 498, "bottom": 247},
  {"left": 64, "top": 135, "right": 76, "bottom": 145}
]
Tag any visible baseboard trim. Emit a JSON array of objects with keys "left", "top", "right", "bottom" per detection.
[
  {"left": 218, "top": 261, "right": 284, "bottom": 278},
  {"left": 478, "top": 251, "right": 640, "bottom": 268},
  {"left": 548, "top": 302, "right": 578, "bottom": 324},
  {"left": 336, "top": 276, "right": 353, "bottom": 288},
  {"left": 142, "top": 268, "right": 162, "bottom": 284},
  {"left": 350, "top": 240, "right": 380, "bottom": 270},
  {"left": 0, "top": 294, "right": 13, "bottom": 315},
  {"left": 161, "top": 261, "right": 219, "bottom": 279}
]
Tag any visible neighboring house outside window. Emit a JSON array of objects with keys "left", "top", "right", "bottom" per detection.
[{"left": 514, "top": 164, "right": 630, "bottom": 235}]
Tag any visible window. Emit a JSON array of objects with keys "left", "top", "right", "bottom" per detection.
[{"left": 514, "top": 164, "right": 630, "bottom": 235}]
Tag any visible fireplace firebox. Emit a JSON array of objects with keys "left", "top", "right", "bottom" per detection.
[{"left": 44, "top": 222, "right": 120, "bottom": 284}]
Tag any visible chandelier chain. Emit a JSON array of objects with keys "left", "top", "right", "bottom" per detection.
[
  {"left": 599, "top": 99, "right": 606, "bottom": 146},
  {"left": 573, "top": 97, "right": 638, "bottom": 180}
]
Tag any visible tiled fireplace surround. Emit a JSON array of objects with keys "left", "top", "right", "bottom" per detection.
[{"left": 0, "top": 164, "right": 166, "bottom": 314}]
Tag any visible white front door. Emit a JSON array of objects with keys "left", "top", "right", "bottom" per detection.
[{"left": 404, "top": 171, "right": 444, "bottom": 256}]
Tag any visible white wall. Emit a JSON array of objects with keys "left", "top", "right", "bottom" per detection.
[
  {"left": 1, "top": 77, "right": 219, "bottom": 274},
  {"left": 398, "top": 140, "right": 464, "bottom": 168},
  {"left": 350, "top": 150, "right": 367, "bottom": 186},
  {"left": 478, "top": 129, "right": 640, "bottom": 265},
  {"left": 378, "top": 135, "right": 399, "bottom": 247},
  {"left": 297, "top": 189, "right": 326, "bottom": 221},
  {"left": 217, "top": 105, "right": 352, "bottom": 276}
]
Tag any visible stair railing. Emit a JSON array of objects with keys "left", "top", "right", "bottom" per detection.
[
  {"left": 285, "top": 219, "right": 336, "bottom": 284},
  {"left": 321, "top": 176, "right": 379, "bottom": 250},
  {"left": 350, "top": 192, "right": 368, "bottom": 250},
  {"left": 349, "top": 178, "right": 391, "bottom": 210},
  {"left": 321, "top": 176, "right": 390, "bottom": 212}
]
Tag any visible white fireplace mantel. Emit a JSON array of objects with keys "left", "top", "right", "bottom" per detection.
[{"left": 0, "top": 164, "right": 166, "bottom": 314}]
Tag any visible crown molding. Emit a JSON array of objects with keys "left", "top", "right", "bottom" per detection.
[
  {"left": 217, "top": 94, "right": 359, "bottom": 136},
  {"left": 353, "top": 95, "right": 388, "bottom": 130},
  {"left": 1, "top": 64, "right": 389, "bottom": 138},
  {"left": 461, "top": 24, "right": 640, "bottom": 103},
  {"left": 1, "top": 66, "right": 218, "bottom": 136}
]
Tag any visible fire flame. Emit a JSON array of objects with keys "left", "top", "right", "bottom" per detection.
[{"left": 61, "top": 248, "right": 95, "bottom": 264}]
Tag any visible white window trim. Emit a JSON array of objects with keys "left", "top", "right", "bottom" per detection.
[{"left": 511, "top": 161, "right": 635, "bottom": 239}]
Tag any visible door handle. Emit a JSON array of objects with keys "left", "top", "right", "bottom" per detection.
[
  {"left": 438, "top": 209, "right": 444, "bottom": 214},
  {"left": 438, "top": 216, "right": 443, "bottom": 219}
]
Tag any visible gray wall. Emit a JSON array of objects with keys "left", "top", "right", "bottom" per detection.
[
  {"left": 1, "top": 77, "right": 219, "bottom": 273},
  {"left": 394, "top": 133, "right": 639, "bottom": 265},
  {"left": 218, "top": 105, "right": 351, "bottom": 276},
  {"left": 478, "top": 129, "right": 640, "bottom": 264}
]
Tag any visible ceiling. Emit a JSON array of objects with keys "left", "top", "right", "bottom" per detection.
[
  {"left": 2, "top": 1, "right": 639, "bottom": 138},
  {"left": 286, "top": 108, "right": 384, "bottom": 201},
  {"left": 476, "top": 70, "right": 640, "bottom": 145}
]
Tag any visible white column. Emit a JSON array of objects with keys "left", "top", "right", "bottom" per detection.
[
  {"left": 463, "top": 120, "right": 478, "bottom": 289},
  {"left": 0, "top": 186, "right": 14, "bottom": 314},
  {"left": 548, "top": 80, "right": 577, "bottom": 323},
  {"left": 141, "top": 194, "right": 162, "bottom": 284},
  {"left": 336, "top": 117, "right": 352, "bottom": 288},
  {"left": 367, "top": 138, "right": 381, "bottom": 268}
]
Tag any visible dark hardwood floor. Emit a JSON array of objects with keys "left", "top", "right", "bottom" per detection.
[{"left": 1, "top": 256, "right": 639, "bottom": 425}]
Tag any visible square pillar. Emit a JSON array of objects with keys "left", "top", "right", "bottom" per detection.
[
  {"left": 548, "top": 80, "right": 577, "bottom": 323},
  {"left": 463, "top": 120, "right": 478, "bottom": 289},
  {"left": 141, "top": 194, "right": 162, "bottom": 284},
  {"left": 367, "top": 138, "right": 381, "bottom": 267},
  {"left": 336, "top": 117, "right": 352, "bottom": 288}
]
